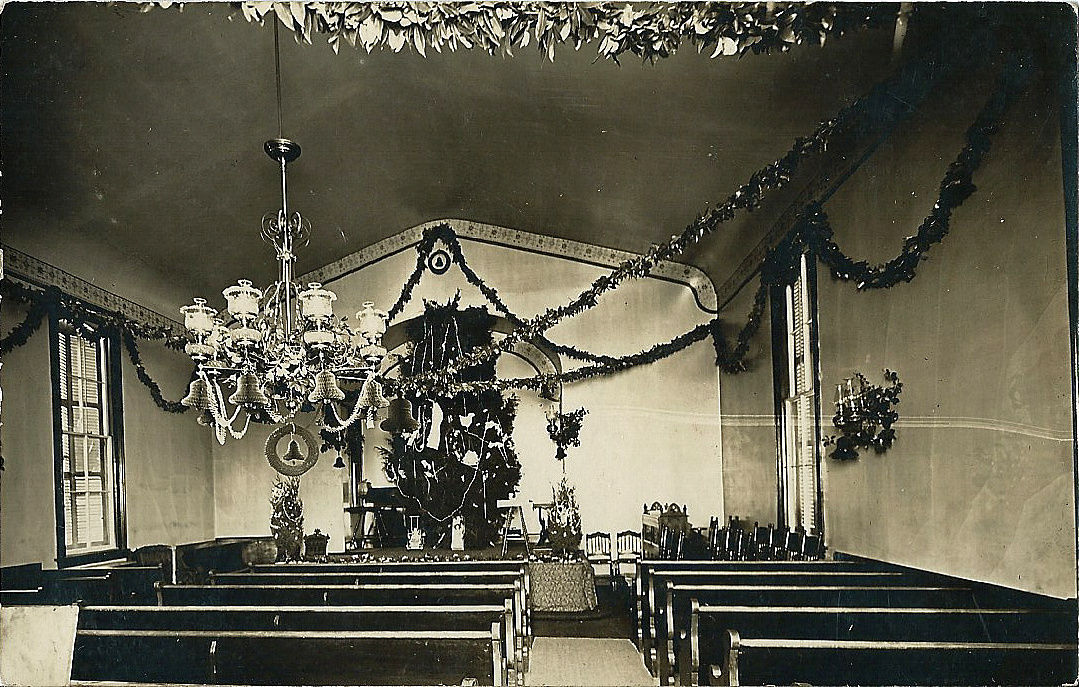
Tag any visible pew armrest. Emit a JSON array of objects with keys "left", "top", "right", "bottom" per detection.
[
  {"left": 718, "top": 629, "right": 740, "bottom": 686},
  {"left": 687, "top": 598, "right": 700, "bottom": 687}
]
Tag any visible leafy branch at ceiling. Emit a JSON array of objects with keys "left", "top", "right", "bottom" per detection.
[{"left": 223, "top": 2, "right": 895, "bottom": 61}]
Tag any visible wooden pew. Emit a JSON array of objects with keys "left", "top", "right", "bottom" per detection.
[
  {"left": 636, "top": 559, "right": 872, "bottom": 656},
  {"left": 246, "top": 560, "right": 533, "bottom": 642},
  {"left": 81, "top": 602, "right": 519, "bottom": 685},
  {"left": 641, "top": 567, "right": 915, "bottom": 678},
  {"left": 684, "top": 601, "right": 1078, "bottom": 686},
  {"left": 710, "top": 629, "right": 1074, "bottom": 686},
  {"left": 158, "top": 581, "right": 526, "bottom": 673},
  {"left": 72, "top": 624, "right": 508, "bottom": 685},
  {"left": 655, "top": 583, "right": 979, "bottom": 685}
]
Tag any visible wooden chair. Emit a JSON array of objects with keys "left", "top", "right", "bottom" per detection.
[
  {"left": 584, "top": 531, "right": 614, "bottom": 578},
  {"left": 615, "top": 530, "right": 642, "bottom": 579}
]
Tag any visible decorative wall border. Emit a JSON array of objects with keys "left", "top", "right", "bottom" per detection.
[
  {"left": 1, "top": 244, "right": 184, "bottom": 335},
  {"left": 300, "top": 218, "right": 719, "bottom": 313}
]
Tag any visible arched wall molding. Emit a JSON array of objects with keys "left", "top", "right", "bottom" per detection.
[{"left": 300, "top": 218, "right": 719, "bottom": 314}]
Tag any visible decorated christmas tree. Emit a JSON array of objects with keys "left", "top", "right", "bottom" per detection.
[
  {"left": 269, "top": 476, "right": 304, "bottom": 561},
  {"left": 380, "top": 298, "right": 522, "bottom": 548}
]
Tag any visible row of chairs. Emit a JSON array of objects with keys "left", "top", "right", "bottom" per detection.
[
  {"left": 584, "top": 530, "right": 643, "bottom": 578},
  {"left": 705, "top": 517, "right": 823, "bottom": 561}
]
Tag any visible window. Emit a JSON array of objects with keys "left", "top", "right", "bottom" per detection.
[
  {"left": 771, "top": 252, "right": 823, "bottom": 535},
  {"left": 51, "top": 316, "right": 126, "bottom": 563}
]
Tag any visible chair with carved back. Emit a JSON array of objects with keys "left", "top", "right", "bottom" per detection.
[
  {"left": 585, "top": 531, "right": 614, "bottom": 578},
  {"left": 615, "top": 530, "right": 642, "bottom": 580}
]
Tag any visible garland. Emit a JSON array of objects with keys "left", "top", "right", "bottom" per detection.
[
  {"left": 227, "top": 2, "right": 891, "bottom": 63},
  {"left": 1, "top": 278, "right": 190, "bottom": 413},
  {"left": 799, "top": 55, "right": 1027, "bottom": 290},
  {"left": 393, "top": 48, "right": 942, "bottom": 394},
  {"left": 387, "top": 52, "right": 1024, "bottom": 397}
]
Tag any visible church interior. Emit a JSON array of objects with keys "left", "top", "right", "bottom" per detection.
[{"left": 1, "top": 2, "right": 1078, "bottom": 685}]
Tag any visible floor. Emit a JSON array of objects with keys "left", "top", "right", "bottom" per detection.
[
  {"left": 526, "top": 638, "right": 652, "bottom": 686},
  {"left": 526, "top": 578, "right": 652, "bottom": 686}
]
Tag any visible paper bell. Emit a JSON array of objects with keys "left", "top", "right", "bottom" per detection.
[
  {"left": 380, "top": 397, "right": 420, "bottom": 434},
  {"left": 181, "top": 377, "right": 214, "bottom": 411},
  {"left": 229, "top": 372, "right": 270, "bottom": 408},
  {"left": 309, "top": 370, "right": 346, "bottom": 403}
]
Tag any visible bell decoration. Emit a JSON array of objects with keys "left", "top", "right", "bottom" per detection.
[
  {"left": 359, "top": 376, "right": 390, "bottom": 411},
  {"left": 309, "top": 370, "right": 346, "bottom": 403},
  {"left": 229, "top": 372, "right": 270, "bottom": 408},
  {"left": 332, "top": 451, "right": 346, "bottom": 469},
  {"left": 380, "top": 397, "right": 420, "bottom": 434},
  {"left": 284, "top": 438, "right": 305, "bottom": 462},
  {"left": 181, "top": 377, "right": 214, "bottom": 411}
]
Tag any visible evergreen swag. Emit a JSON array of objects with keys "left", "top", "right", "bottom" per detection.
[{"left": 379, "top": 297, "right": 522, "bottom": 548}]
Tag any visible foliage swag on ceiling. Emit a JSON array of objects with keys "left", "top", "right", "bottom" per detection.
[{"left": 219, "top": 2, "right": 893, "bottom": 61}]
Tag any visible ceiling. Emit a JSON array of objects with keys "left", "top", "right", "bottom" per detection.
[{"left": 1, "top": 2, "right": 903, "bottom": 317}]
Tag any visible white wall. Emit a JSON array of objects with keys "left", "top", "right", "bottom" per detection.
[
  {"left": 0, "top": 298, "right": 216, "bottom": 568},
  {"left": 212, "top": 237, "right": 724, "bottom": 549}
]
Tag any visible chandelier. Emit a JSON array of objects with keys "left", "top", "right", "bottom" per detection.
[{"left": 178, "top": 22, "right": 390, "bottom": 450}]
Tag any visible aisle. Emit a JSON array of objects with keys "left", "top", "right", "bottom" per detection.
[{"left": 525, "top": 637, "right": 653, "bottom": 686}]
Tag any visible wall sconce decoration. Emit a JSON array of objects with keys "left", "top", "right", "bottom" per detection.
[{"left": 826, "top": 369, "right": 903, "bottom": 460}]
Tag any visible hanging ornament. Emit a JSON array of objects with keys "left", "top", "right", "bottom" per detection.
[
  {"left": 380, "top": 397, "right": 420, "bottom": 434},
  {"left": 265, "top": 423, "right": 319, "bottom": 476}
]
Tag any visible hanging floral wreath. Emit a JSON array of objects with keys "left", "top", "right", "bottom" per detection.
[{"left": 547, "top": 407, "right": 588, "bottom": 461}]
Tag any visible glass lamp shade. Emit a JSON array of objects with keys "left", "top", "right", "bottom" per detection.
[
  {"left": 223, "top": 280, "right": 263, "bottom": 320},
  {"left": 309, "top": 370, "right": 346, "bottom": 403},
  {"left": 181, "top": 298, "right": 217, "bottom": 335},
  {"left": 229, "top": 372, "right": 270, "bottom": 408},
  {"left": 355, "top": 302, "right": 388, "bottom": 343},
  {"left": 303, "top": 329, "right": 336, "bottom": 347},
  {"left": 298, "top": 282, "right": 337, "bottom": 319},
  {"left": 230, "top": 327, "right": 264, "bottom": 345}
]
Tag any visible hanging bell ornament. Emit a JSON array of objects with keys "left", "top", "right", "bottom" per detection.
[
  {"left": 332, "top": 451, "right": 346, "bottom": 469},
  {"left": 284, "top": 439, "right": 305, "bottom": 462},
  {"left": 229, "top": 372, "right": 270, "bottom": 408},
  {"left": 359, "top": 377, "right": 390, "bottom": 411},
  {"left": 181, "top": 377, "right": 214, "bottom": 411},
  {"left": 380, "top": 397, "right": 420, "bottom": 434},
  {"left": 309, "top": 370, "right": 346, "bottom": 403}
]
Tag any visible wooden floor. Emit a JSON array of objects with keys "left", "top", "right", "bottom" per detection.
[{"left": 526, "top": 638, "right": 652, "bottom": 687}]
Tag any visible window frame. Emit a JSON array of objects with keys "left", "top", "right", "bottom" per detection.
[
  {"left": 49, "top": 306, "right": 128, "bottom": 567},
  {"left": 769, "top": 250, "right": 826, "bottom": 536}
]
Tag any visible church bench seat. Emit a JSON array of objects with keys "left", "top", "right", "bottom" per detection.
[
  {"left": 71, "top": 625, "right": 508, "bottom": 686},
  {"left": 252, "top": 560, "right": 527, "bottom": 571},
  {"left": 639, "top": 568, "right": 924, "bottom": 678},
  {"left": 80, "top": 602, "right": 519, "bottom": 684},
  {"left": 682, "top": 602, "right": 1078, "bottom": 686},
  {"left": 244, "top": 562, "right": 532, "bottom": 634},
  {"left": 652, "top": 584, "right": 977, "bottom": 684},
  {"left": 216, "top": 569, "right": 521, "bottom": 585},
  {"left": 635, "top": 560, "right": 878, "bottom": 656},
  {"left": 157, "top": 581, "right": 527, "bottom": 672},
  {"left": 701, "top": 630, "right": 1076, "bottom": 686}
]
